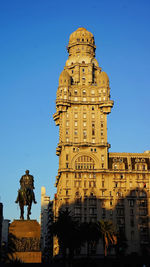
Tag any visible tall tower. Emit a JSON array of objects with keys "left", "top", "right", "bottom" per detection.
[
  {"left": 53, "top": 27, "right": 150, "bottom": 256},
  {"left": 53, "top": 27, "right": 113, "bottom": 216}
]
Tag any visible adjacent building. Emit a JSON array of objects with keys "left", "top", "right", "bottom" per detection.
[
  {"left": 2, "top": 219, "right": 10, "bottom": 247},
  {"left": 40, "top": 187, "right": 50, "bottom": 251},
  {"left": 53, "top": 27, "right": 150, "bottom": 256}
]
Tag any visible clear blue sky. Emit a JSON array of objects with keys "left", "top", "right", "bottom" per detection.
[{"left": 0, "top": 0, "right": 150, "bottom": 222}]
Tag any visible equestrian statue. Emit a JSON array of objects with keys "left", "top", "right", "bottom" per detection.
[{"left": 15, "top": 170, "right": 37, "bottom": 220}]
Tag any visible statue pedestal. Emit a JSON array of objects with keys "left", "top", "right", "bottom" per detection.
[{"left": 9, "top": 220, "right": 42, "bottom": 263}]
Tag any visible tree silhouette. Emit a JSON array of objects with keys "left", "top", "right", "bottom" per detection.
[
  {"left": 97, "top": 220, "right": 117, "bottom": 257},
  {"left": 0, "top": 233, "right": 23, "bottom": 263},
  {"left": 52, "top": 209, "right": 81, "bottom": 263},
  {"left": 80, "top": 222, "right": 100, "bottom": 256}
]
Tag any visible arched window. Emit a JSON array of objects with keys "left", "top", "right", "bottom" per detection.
[
  {"left": 75, "top": 156, "right": 95, "bottom": 170},
  {"left": 112, "top": 160, "right": 125, "bottom": 170},
  {"left": 135, "top": 163, "right": 147, "bottom": 171}
]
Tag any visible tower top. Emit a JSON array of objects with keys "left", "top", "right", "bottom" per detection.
[
  {"left": 68, "top": 27, "right": 95, "bottom": 48},
  {"left": 66, "top": 27, "right": 96, "bottom": 66}
]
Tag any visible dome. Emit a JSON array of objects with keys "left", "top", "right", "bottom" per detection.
[
  {"left": 68, "top": 27, "right": 95, "bottom": 48},
  {"left": 59, "top": 70, "right": 71, "bottom": 85},
  {"left": 97, "top": 71, "right": 109, "bottom": 85}
]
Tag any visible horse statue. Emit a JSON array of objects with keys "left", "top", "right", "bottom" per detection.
[{"left": 15, "top": 170, "right": 37, "bottom": 220}]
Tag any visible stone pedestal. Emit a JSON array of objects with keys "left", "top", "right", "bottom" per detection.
[{"left": 9, "top": 220, "right": 42, "bottom": 263}]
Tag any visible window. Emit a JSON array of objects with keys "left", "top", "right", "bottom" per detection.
[
  {"left": 66, "top": 163, "right": 69, "bottom": 168},
  {"left": 129, "top": 200, "right": 134, "bottom": 207},
  {"left": 74, "top": 121, "right": 78, "bottom": 127},
  {"left": 75, "top": 156, "right": 95, "bottom": 170},
  {"left": 82, "top": 68, "right": 85, "bottom": 73},
  {"left": 83, "top": 113, "right": 86, "bottom": 119},
  {"left": 117, "top": 208, "right": 124, "bottom": 216},
  {"left": 66, "top": 154, "right": 68, "bottom": 161},
  {"left": 74, "top": 90, "right": 78, "bottom": 95},
  {"left": 74, "top": 113, "right": 78, "bottom": 118},
  {"left": 92, "top": 113, "right": 95, "bottom": 119},
  {"left": 82, "top": 89, "right": 86, "bottom": 95},
  {"left": 74, "top": 130, "right": 78, "bottom": 135},
  {"left": 66, "top": 121, "right": 69, "bottom": 126},
  {"left": 101, "top": 155, "right": 104, "bottom": 161},
  {"left": 83, "top": 122, "right": 86, "bottom": 127},
  {"left": 66, "top": 130, "right": 69, "bottom": 135},
  {"left": 130, "top": 209, "right": 134, "bottom": 215},
  {"left": 92, "top": 106, "right": 94, "bottom": 110}
]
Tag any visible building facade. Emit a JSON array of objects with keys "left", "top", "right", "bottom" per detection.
[
  {"left": 40, "top": 187, "right": 50, "bottom": 251},
  {"left": 53, "top": 27, "right": 150, "bottom": 255}
]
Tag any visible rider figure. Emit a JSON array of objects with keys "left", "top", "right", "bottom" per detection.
[{"left": 15, "top": 170, "right": 37, "bottom": 204}]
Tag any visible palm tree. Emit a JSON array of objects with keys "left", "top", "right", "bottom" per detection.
[
  {"left": 97, "top": 220, "right": 117, "bottom": 257},
  {"left": 52, "top": 209, "right": 81, "bottom": 264},
  {"left": 80, "top": 222, "right": 100, "bottom": 256}
]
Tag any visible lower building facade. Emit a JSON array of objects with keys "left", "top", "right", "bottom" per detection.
[{"left": 53, "top": 151, "right": 150, "bottom": 256}]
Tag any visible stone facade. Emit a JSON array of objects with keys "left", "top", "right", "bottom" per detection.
[
  {"left": 53, "top": 27, "right": 150, "bottom": 255},
  {"left": 9, "top": 220, "right": 41, "bottom": 263}
]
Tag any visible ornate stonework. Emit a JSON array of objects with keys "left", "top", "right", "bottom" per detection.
[{"left": 9, "top": 220, "right": 41, "bottom": 263}]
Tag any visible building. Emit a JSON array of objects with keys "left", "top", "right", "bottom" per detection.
[
  {"left": 40, "top": 187, "right": 50, "bottom": 251},
  {"left": 2, "top": 219, "right": 10, "bottom": 247},
  {"left": 40, "top": 187, "right": 54, "bottom": 262},
  {"left": 53, "top": 27, "right": 150, "bottom": 256}
]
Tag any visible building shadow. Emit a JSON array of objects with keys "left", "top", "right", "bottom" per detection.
[{"left": 45, "top": 187, "right": 150, "bottom": 266}]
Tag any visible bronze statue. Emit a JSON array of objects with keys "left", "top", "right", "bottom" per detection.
[{"left": 15, "top": 170, "right": 37, "bottom": 220}]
